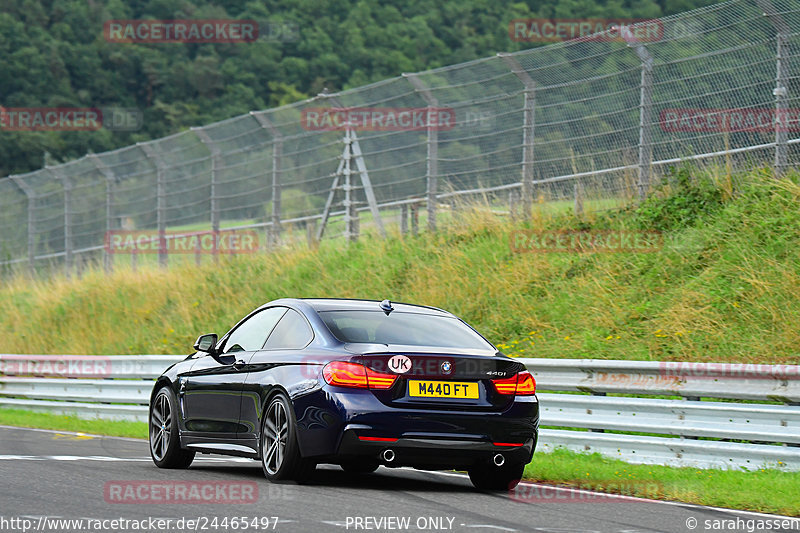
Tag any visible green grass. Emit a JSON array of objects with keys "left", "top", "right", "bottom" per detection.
[
  {"left": 525, "top": 448, "right": 800, "bottom": 516},
  {"left": 0, "top": 408, "right": 148, "bottom": 438},
  {"left": 1, "top": 165, "right": 799, "bottom": 363},
  {"left": 1, "top": 406, "right": 795, "bottom": 515}
]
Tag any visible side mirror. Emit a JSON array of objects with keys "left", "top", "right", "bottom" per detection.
[{"left": 193, "top": 333, "right": 219, "bottom": 354}]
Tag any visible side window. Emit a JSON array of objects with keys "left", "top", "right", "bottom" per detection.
[
  {"left": 263, "top": 309, "right": 313, "bottom": 350},
  {"left": 222, "top": 307, "right": 287, "bottom": 353}
]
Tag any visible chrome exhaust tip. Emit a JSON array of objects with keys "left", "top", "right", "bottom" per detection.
[
  {"left": 492, "top": 453, "right": 505, "bottom": 467},
  {"left": 382, "top": 449, "right": 396, "bottom": 463}
]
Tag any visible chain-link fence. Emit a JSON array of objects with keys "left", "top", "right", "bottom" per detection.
[{"left": 1, "top": 0, "right": 799, "bottom": 278}]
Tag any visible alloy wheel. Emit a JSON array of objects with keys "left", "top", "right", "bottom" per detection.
[
  {"left": 150, "top": 392, "right": 171, "bottom": 461},
  {"left": 262, "top": 399, "right": 288, "bottom": 475}
]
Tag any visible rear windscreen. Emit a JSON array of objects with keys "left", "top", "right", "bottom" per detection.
[{"left": 319, "top": 310, "right": 494, "bottom": 351}]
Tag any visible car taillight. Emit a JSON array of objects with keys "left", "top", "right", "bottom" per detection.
[
  {"left": 322, "top": 361, "right": 397, "bottom": 390},
  {"left": 491, "top": 374, "right": 519, "bottom": 395},
  {"left": 365, "top": 367, "right": 397, "bottom": 389},
  {"left": 492, "top": 371, "right": 536, "bottom": 396},
  {"left": 516, "top": 371, "right": 536, "bottom": 395},
  {"left": 323, "top": 361, "right": 368, "bottom": 388}
]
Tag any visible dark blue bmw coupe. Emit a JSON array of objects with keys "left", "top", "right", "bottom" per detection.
[{"left": 149, "top": 298, "right": 539, "bottom": 490}]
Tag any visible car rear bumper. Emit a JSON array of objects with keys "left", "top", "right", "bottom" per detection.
[
  {"left": 337, "top": 431, "right": 537, "bottom": 469},
  {"left": 292, "top": 387, "right": 539, "bottom": 468}
]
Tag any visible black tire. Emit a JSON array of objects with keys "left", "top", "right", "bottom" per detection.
[
  {"left": 149, "top": 386, "right": 195, "bottom": 469},
  {"left": 340, "top": 458, "right": 380, "bottom": 474},
  {"left": 260, "top": 393, "right": 316, "bottom": 483},
  {"left": 468, "top": 462, "right": 525, "bottom": 491}
]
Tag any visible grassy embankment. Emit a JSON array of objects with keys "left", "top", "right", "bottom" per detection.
[{"left": 0, "top": 166, "right": 798, "bottom": 362}]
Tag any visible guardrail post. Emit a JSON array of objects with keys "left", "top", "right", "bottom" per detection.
[
  {"left": 89, "top": 154, "right": 115, "bottom": 273},
  {"left": 250, "top": 112, "right": 283, "bottom": 247},
  {"left": 622, "top": 31, "right": 654, "bottom": 202},
  {"left": 500, "top": 53, "right": 536, "bottom": 222},
  {"left": 9, "top": 175, "right": 36, "bottom": 277},
  {"left": 48, "top": 167, "right": 72, "bottom": 278},
  {"left": 192, "top": 127, "right": 221, "bottom": 264},
  {"left": 756, "top": 0, "right": 791, "bottom": 177},
  {"left": 405, "top": 73, "right": 439, "bottom": 233},
  {"left": 138, "top": 142, "right": 168, "bottom": 268}
]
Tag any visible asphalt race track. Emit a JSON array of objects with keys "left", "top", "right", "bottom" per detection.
[{"left": 0, "top": 426, "right": 794, "bottom": 533}]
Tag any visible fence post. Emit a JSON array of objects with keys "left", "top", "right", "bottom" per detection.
[
  {"left": 500, "top": 54, "right": 536, "bottom": 222},
  {"left": 88, "top": 154, "right": 115, "bottom": 273},
  {"left": 138, "top": 142, "right": 168, "bottom": 268},
  {"left": 47, "top": 166, "right": 72, "bottom": 278},
  {"left": 9, "top": 175, "right": 36, "bottom": 277},
  {"left": 405, "top": 73, "right": 439, "bottom": 233},
  {"left": 755, "top": 0, "right": 790, "bottom": 177},
  {"left": 250, "top": 111, "right": 283, "bottom": 246},
  {"left": 306, "top": 220, "right": 318, "bottom": 249},
  {"left": 343, "top": 126, "right": 358, "bottom": 242},
  {"left": 348, "top": 128, "right": 386, "bottom": 239},
  {"left": 574, "top": 182, "right": 584, "bottom": 216},
  {"left": 398, "top": 203, "right": 408, "bottom": 235},
  {"left": 192, "top": 127, "right": 221, "bottom": 263},
  {"left": 621, "top": 32, "right": 654, "bottom": 202}
]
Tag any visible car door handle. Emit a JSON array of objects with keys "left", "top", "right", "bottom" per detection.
[{"left": 233, "top": 359, "right": 247, "bottom": 371}]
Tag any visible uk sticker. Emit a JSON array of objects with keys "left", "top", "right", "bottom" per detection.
[{"left": 388, "top": 355, "right": 412, "bottom": 374}]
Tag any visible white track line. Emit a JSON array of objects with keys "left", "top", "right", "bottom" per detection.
[
  {"left": 0, "top": 424, "right": 145, "bottom": 442},
  {"left": 0, "top": 454, "right": 253, "bottom": 463},
  {"left": 417, "top": 469, "right": 800, "bottom": 521}
]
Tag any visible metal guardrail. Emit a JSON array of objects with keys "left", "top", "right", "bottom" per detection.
[
  {"left": 519, "top": 358, "right": 800, "bottom": 470},
  {"left": 522, "top": 357, "right": 800, "bottom": 403},
  {"left": 1, "top": 354, "right": 799, "bottom": 470},
  {"left": 0, "top": 354, "right": 184, "bottom": 379},
  {"left": 0, "top": 354, "right": 182, "bottom": 421},
  {"left": 537, "top": 393, "right": 800, "bottom": 444}
]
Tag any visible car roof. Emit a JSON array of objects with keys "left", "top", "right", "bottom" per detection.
[{"left": 283, "top": 298, "right": 453, "bottom": 317}]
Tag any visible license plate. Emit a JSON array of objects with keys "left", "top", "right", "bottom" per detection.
[{"left": 408, "top": 380, "right": 479, "bottom": 399}]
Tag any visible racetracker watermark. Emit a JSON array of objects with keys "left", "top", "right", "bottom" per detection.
[
  {"left": 104, "top": 481, "right": 258, "bottom": 504},
  {"left": 660, "top": 108, "right": 800, "bottom": 133},
  {"left": 659, "top": 361, "right": 800, "bottom": 380},
  {"left": 104, "top": 20, "right": 259, "bottom": 43},
  {"left": 509, "top": 19, "right": 663, "bottom": 42},
  {"left": 299, "top": 354, "right": 508, "bottom": 380},
  {"left": 0, "top": 107, "right": 141, "bottom": 132},
  {"left": 0, "top": 355, "right": 112, "bottom": 378},
  {"left": 258, "top": 21, "right": 300, "bottom": 42},
  {"left": 510, "top": 482, "right": 671, "bottom": 503},
  {"left": 104, "top": 229, "right": 259, "bottom": 255},
  {"left": 301, "top": 107, "right": 456, "bottom": 131},
  {"left": 510, "top": 230, "right": 663, "bottom": 253}
]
